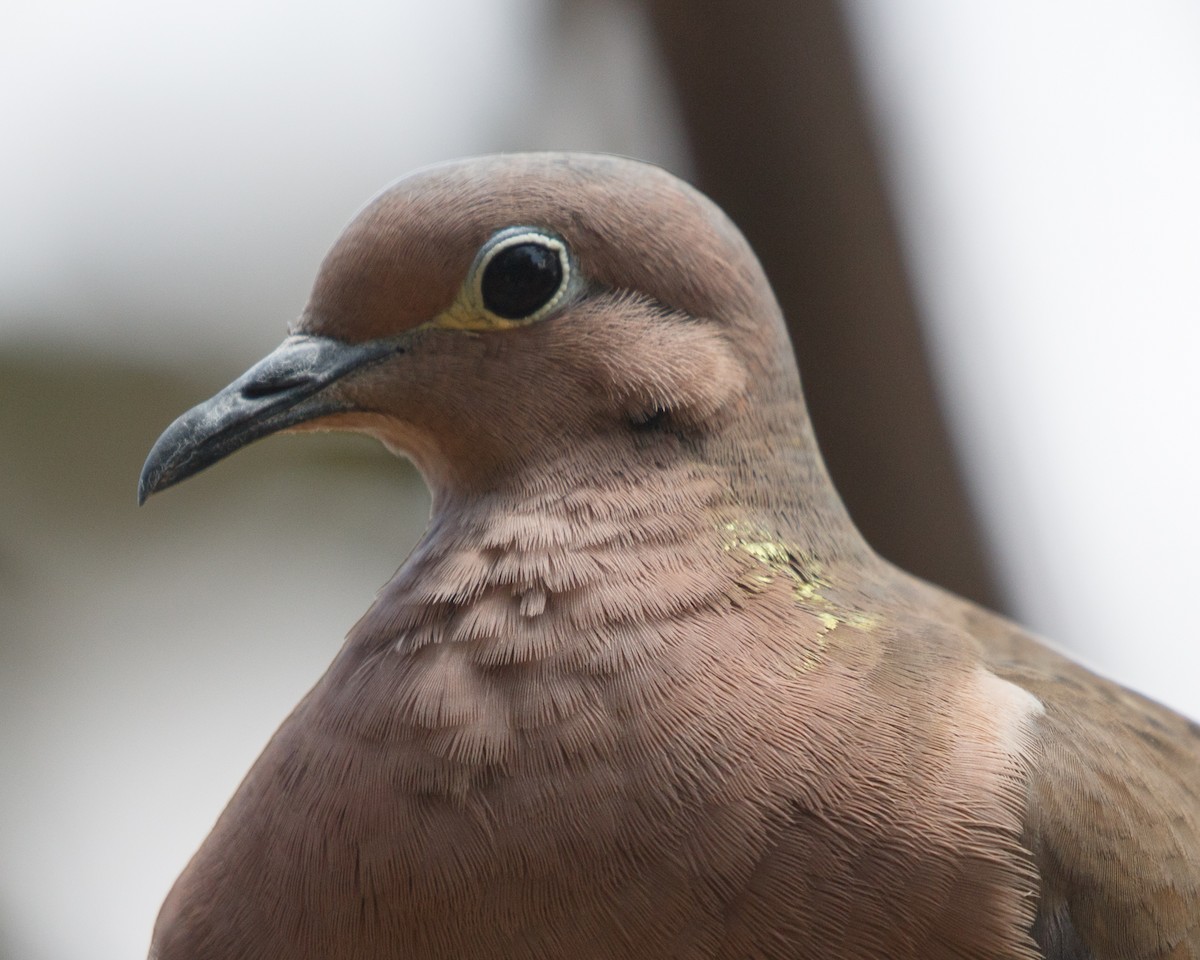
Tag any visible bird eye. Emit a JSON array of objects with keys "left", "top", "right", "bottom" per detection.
[{"left": 475, "top": 229, "right": 570, "bottom": 321}]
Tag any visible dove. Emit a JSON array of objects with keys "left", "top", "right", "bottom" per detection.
[{"left": 139, "top": 153, "right": 1200, "bottom": 960}]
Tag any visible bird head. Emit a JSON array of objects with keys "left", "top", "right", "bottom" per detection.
[{"left": 138, "top": 153, "right": 815, "bottom": 507}]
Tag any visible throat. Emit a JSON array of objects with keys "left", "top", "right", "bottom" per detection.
[
  {"left": 351, "top": 400, "right": 873, "bottom": 670},
  {"left": 352, "top": 459, "right": 733, "bottom": 669}
]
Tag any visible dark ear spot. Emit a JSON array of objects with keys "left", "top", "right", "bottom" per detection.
[
  {"left": 612, "top": 326, "right": 747, "bottom": 435},
  {"left": 628, "top": 404, "right": 672, "bottom": 433}
]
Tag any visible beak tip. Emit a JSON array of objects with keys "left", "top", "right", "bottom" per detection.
[
  {"left": 136, "top": 464, "right": 158, "bottom": 506},
  {"left": 137, "top": 448, "right": 173, "bottom": 506}
]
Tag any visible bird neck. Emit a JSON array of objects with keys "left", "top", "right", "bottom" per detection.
[
  {"left": 348, "top": 401, "right": 876, "bottom": 666},
  {"left": 708, "top": 386, "right": 872, "bottom": 565}
]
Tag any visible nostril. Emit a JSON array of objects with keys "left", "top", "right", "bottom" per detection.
[
  {"left": 233, "top": 336, "right": 405, "bottom": 404},
  {"left": 241, "top": 374, "right": 314, "bottom": 400}
]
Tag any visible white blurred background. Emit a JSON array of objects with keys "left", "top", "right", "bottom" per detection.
[{"left": 1, "top": 2, "right": 1196, "bottom": 957}]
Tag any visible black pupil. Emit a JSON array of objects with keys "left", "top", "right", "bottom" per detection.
[{"left": 480, "top": 241, "right": 564, "bottom": 319}]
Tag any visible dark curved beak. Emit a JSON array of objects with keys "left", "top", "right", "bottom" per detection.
[{"left": 138, "top": 334, "right": 405, "bottom": 504}]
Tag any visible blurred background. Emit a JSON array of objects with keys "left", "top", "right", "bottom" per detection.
[{"left": 2, "top": 1, "right": 1197, "bottom": 957}]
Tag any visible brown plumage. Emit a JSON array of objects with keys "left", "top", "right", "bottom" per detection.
[{"left": 139, "top": 153, "right": 1200, "bottom": 959}]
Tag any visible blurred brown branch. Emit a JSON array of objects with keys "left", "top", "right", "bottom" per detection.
[{"left": 644, "top": 0, "right": 1001, "bottom": 609}]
